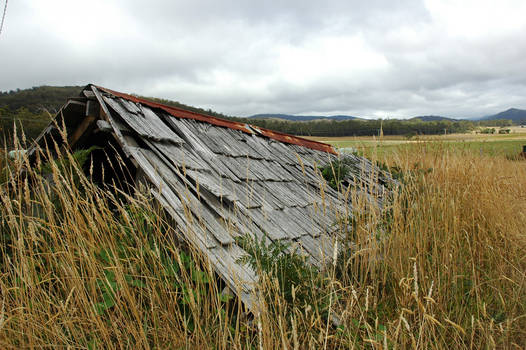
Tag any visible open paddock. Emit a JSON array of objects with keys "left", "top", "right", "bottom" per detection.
[{"left": 306, "top": 132, "right": 526, "bottom": 160}]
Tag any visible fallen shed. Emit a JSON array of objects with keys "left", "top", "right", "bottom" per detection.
[{"left": 28, "top": 84, "right": 393, "bottom": 310}]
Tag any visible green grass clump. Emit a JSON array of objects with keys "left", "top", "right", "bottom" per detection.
[{"left": 318, "top": 159, "right": 350, "bottom": 190}]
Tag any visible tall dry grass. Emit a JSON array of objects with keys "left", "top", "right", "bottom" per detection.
[{"left": 0, "top": 141, "right": 525, "bottom": 349}]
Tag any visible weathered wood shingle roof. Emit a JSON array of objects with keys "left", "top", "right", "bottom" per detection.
[{"left": 30, "top": 84, "right": 393, "bottom": 310}]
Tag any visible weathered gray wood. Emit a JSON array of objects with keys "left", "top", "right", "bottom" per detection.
[
  {"left": 286, "top": 206, "right": 320, "bottom": 236},
  {"left": 267, "top": 207, "right": 308, "bottom": 239},
  {"left": 267, "top": 141, "right": 302, "bottom": 165},
  {"left": 185, "top": 169, "right": 239, "bottom": 203},
  {"left": 139, "top": 103, "right": 185, "bottom": 144},
  {"left": 91, "top": 86, "right": 133, "bottom": 158},
  {"left": 244, "top": 135, "right": 281, "bottom": 162},
  {"left": 147, "top": 139, "right": 237, "bottom": 211},
  {"left": 210, "top": 244, "right": 258, "bottom": 292},
  {"left": 134, "top": 148, "right": 222, "bottom": 248},
  {"left": 283, "top": 181, "right": 315, "bottom": 207},
  {"left": 243, "top": 134, "right": 274, "bottom": 160},
  {"left": 260, "top": 181, "right": 300, "bottom": 208},
  {"left": 205, "top": 126, "right": 249, "bottom": 157},
  {"left": 153, "top": 188, "right": 260, "bottom": 310},
  {"left": 215, "top": 155, "right": 252, "bottom": 181},
  {"left": 243, "top": 206, "right": 289, "bottom": 240},
  {"left": 164, "top": 117, "right": 218, "bottom": 159},
  {"left": 189, "top": 124, "right": 234, "bottom": 155},
  {"left": 64, "top": 99, "right": 86, "bottom": 110},
  {"left": 222, "top": 126, "right": 248, "bottom": 141},
  {"left": 151, "top": 141, "right": 207, "bottom": 171},
  {"left": 83, "top": 90, "right": 96, "bottom": 100},
  {"left": 118, "top": 98, "right": 142, "bottom": 114},
  {"left": 206, "top": 157, "right": 241, "bottom": 182},
  {"left": 103, "top": 96, "right": 185, "bottom": 145},
  {"left": 139, "top": 146, "right": 236, "bottom": 246},
  {"left": 96, "top": 119, "right": 113, "bottom": 133},
  {"left": 296, "top": 233, "right": 339, "bottom": 269},
  {"left": 249, "top": 182, "right": 285, "bottom": 210},
  {"left": 150, "top": 189, "right": 217, "bottom": 249},
  {"left": 265, "top": 160, "right": 296, "bottom": 182}
]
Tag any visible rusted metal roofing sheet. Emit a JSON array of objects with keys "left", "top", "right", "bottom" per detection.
[{"left": 94, "top": 85, "right": 337, "bottom": 155}]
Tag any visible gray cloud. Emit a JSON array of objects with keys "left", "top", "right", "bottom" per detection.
[{"left": 1, "top": 0, "right": 525, "bottom": 118}]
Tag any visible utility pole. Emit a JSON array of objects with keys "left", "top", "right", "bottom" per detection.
[{"left": 0, "top": 0, "right": 8, "bottom": 37}]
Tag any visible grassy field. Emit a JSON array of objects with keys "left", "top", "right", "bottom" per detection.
[
  {"left": 307, "top": 131, "right": 526, "bottom": 161},
  {"left": 0, "top": 137, "right": 525, "bottom": 348}
]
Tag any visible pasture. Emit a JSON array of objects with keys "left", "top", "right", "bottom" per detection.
[{"left": 307, "top": 130, "right": 526, "bottom": 160}]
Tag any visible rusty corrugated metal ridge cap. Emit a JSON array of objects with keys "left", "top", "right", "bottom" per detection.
[{"left": 92, "top": 84, "right": 337, "bottom": 155}]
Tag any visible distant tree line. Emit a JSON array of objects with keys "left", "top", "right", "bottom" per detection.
[
  {"left": 477, "top": 119, "right": 515, "bottom": 127},
  {"left": 226, "top": 117, "right": 514, "bottom": 137}
]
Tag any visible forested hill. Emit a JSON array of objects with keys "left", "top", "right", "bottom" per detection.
[
  {"left": 0, "top": 86, "right": 84, "bottom": 145},
  {"left": 0, "top": 86, "right": 83, "bottom": 113},
  {"left": 482, "top": 108, "right": 526, "bottom": 123}
]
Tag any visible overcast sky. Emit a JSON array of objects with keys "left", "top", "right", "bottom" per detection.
[{"left": 1, "top": 0, "right": 526, "bottom": 118}]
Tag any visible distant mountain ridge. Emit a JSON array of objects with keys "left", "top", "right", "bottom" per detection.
[
  {"left": 249, "top": 113, "right": 358, "bottom": 121},
  {"left": 410, "top": 115, "right": 459, "bottom": 122},
  {"left": 251, "top": 110, "right": 526, "bottom": 123},
  {"left": 250, "top": 113, "right": 460, "bottom": 122},
  {"left": 481, "top": 108, "right": 526, "bottom": 123}
]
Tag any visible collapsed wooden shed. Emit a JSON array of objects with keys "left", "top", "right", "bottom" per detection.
[{"left": 28, "top": 84, "right": 393, "bottom": 310}]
